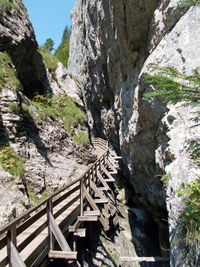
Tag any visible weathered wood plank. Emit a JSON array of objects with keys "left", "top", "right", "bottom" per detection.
[
  {"left": 78, "top": 216, "right": 98, "bottom": 222},
  {"left": 17, "top": 221, "right": 48, "bottom": 253},
  {"left": 94, "top": 199, "right": 108, "bottom": 204},
  {"left": 120, "top": 257, "right": 170, "bottom": 262},
  {"left": 73, "top": 228, "right": 86, "bottom": 237},
  {"left": 49, "top": 250, "right": 77, "bottom": 260},
  {"left": 84, "top": 210, "right": 100, "bottom": 216},
  {"left": 9, "top": 240, "right": 26, "bottom": 267},
  {"left": 49, "top": 212, "right": 71, "bottom": 252}
]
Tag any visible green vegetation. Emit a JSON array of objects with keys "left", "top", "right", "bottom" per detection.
[
  {"left": 180, "top": 0, "right": 200, "bottom": 8},
  {"left": 38, "top": 47, "right": 59, "bottom": 73},
  {"left": 0, "top": 52, "right": 21, "bottom": 90},
  {"left": 188, "top": 141, "right": 200, "bottom": 166},
  {"left": 176, "top": 179, "right": 200, "bottom": 246},
  {"left": 31, "top": 94, "right": 87, "bottom": 135},
  {"left": 42, "top": 38, "right": 54, "bottom": 52},
  {"left": 9, "top": 102, "right": 19, "bottom": 113},
  {"left": 73, "top": 131, "right": 89, "bottom": 147},
  {"left": 143, "top": 65, "right": 200, "bottom": 104},
  {"left": 0, "top": 0, "right": 27, "bottom": 15},
  {"left": 55, "top": 26, "right": 71, "bottom": 68},
  {"left": 0, "top": 146, "right": 25, "bottom": 177}
]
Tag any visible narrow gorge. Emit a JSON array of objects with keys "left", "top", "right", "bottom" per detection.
[{"left": 0, "top": 0, "right": 200, "bottom": 266}]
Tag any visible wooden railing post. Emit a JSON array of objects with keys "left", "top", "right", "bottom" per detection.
[
  {"left": 7, "top": 225, "right": 16, "bottom": 267},
  {"left": 80, "top": 178, "right": 84, "bottom": 216},
  {"left": 47, "top": 198, "right": 54, "bottom": 251}
]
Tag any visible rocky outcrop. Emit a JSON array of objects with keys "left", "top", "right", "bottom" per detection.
[
  {"left": 0, "top": 1, "right": 94, "bottom": 227},
  {"left": 68, "top": 0, "right": 200, "bottom": 265}
]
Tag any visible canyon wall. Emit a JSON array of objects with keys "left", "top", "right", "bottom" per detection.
[{"left": 68, "top": 0, "right": 200, "bottom": 265}]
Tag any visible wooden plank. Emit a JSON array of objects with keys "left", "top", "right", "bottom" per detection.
[
  {"left": 101, "top": 165, "right": 115, "bottom": 182},
  {"left": 96, "top": 170, "right": 110, "bottom": 191},
  {"left": 49, "top": 250, "right": 77, "bottom": 260},
  {"left": 84, "top": 210, "right": 100, "bottom": 216},
  {"left": 53, "top": 194, "right": 79, "bottom": 219},
  {"left": 9, "top": 240, "right": 26, "bottom": 267},
  {"left": 120, "top": 257, "right": 170, "bottom": 262},
  {"left": 94, "top": 199, "right": 108, "bottom": 204},
  {"left": 53, "top": 184, "right": 80, "bottom": 208},
  {"left": 83, "top": 186, "right": 109, "bottom": 231},
  {"left": 17, "top": 221, "right": 48, "bottom": 253},
  {"left": 78, "top": 216, "right": 98, "bottom": 222},
  {"left": 17, "top": 206, "right": 46, "bottom": 236},
  {"left": 49, "top": 212, "right": 71, "bottom": 252}
]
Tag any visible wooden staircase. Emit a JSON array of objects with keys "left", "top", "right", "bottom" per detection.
[{"left": 0, "top": 138, "right": 120, "bottom": 266}]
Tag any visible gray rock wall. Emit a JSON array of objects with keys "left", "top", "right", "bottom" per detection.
[{"left": 68, "top": 0, "right": 200, "bottom": 265}]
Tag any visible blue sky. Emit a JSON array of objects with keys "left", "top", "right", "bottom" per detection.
[{"left": 22, "top": 0, "right": 76, "bottom": 50}]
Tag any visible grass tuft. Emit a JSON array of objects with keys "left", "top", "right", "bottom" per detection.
[
  {"left": 73, "top": 131, "right": 89, "bottom": 147},
  {"left": 38, "top": 47, "right": 59, "bottom": 73},
  {"left": 0, "top": 52, "right": 21, "bottom": 90},
  {"left": 0, "top": 146, "right": 25, "bottom": 177}
]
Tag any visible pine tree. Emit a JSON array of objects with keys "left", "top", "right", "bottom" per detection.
[{"left": 143, "top": 65, "right": 200, "bottom": 104}]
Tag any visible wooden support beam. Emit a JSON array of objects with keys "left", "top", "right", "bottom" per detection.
[
  {"left": 8, "top": 241, "right": 26, "bottom": 267},
  {"left": 105, "top": 159, "right": 118, "bottom": 173},
  {"left": 101, "top": 165, "right": 115, "bottom": 182},
  {"left": 96, "top": 171, "right": 111, "bottom": 191},
  {"left": 49, "top": 250, "right": 77, "bottom": 260},
  {"left": 120, "top": 257, "right": 170, "bottom": 263},
  {"left": 78, "top": 216, "right": 98, "bottom": 222},
  {"left": 90, "top": 180, "right": 105, "bottom": 199},
  {"left": 48, "top": 212, "right": 71, "bottom": 252},
  {"left": 83, "top": 186, "right": 109, "bottom": 231}
]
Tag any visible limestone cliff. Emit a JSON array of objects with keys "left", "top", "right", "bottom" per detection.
[
  {"left": 68, "top": 0, "right": 200, "bottom": 265},
  {"left": 0, "top": 1, "right": 94, "bottom": 227}
]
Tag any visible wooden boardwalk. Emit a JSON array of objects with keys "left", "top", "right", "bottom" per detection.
[{"left": 0, "top": 138, "right": 120, "bottom": 266}]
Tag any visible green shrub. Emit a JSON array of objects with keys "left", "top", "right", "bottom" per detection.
[
  {"left": 0, "top": 146, "right": 25, "bottom": 177},
  {"left": 73, "top": 131, "right": 89, "bottom": 147},
  {"left": 0, "top": 52, "right": 21, "bottom": 90},
  {"left": 38, "top": 47, "right": 59, "bottom": 73},
  {"left": 176, "top": 179, "right": 200, "bottom": 246},
  {"left": 180, "top": 0, "right": 200, "bottom": 8},
  {"left": 0, "top": 0, "right": 27, "bottom": 15},
  {"left": 31, "top": 94, "right": 87, "bottom": 135},
  {"left": 9, "top": 103, "right": 19, "bottom": 113}
]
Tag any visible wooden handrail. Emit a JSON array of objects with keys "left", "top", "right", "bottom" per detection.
[{"left": 0, "top": 139, "right": 110, "bottom": 266}]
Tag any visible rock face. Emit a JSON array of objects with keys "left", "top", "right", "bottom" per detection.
[{"left": 68, "top": 0, "right": 200, "bottom": 265}]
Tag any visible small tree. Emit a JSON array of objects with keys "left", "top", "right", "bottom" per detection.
[{"left": 43, "top": 38, "right": 54, "bottom": 52}]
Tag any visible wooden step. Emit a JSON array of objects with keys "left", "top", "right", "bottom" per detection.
[
  {"left": 78, "top": 215, "right": 98, "bottom": 222},
  {"left": 49, "top": 250, "right": 77, "bottom": 260}
]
